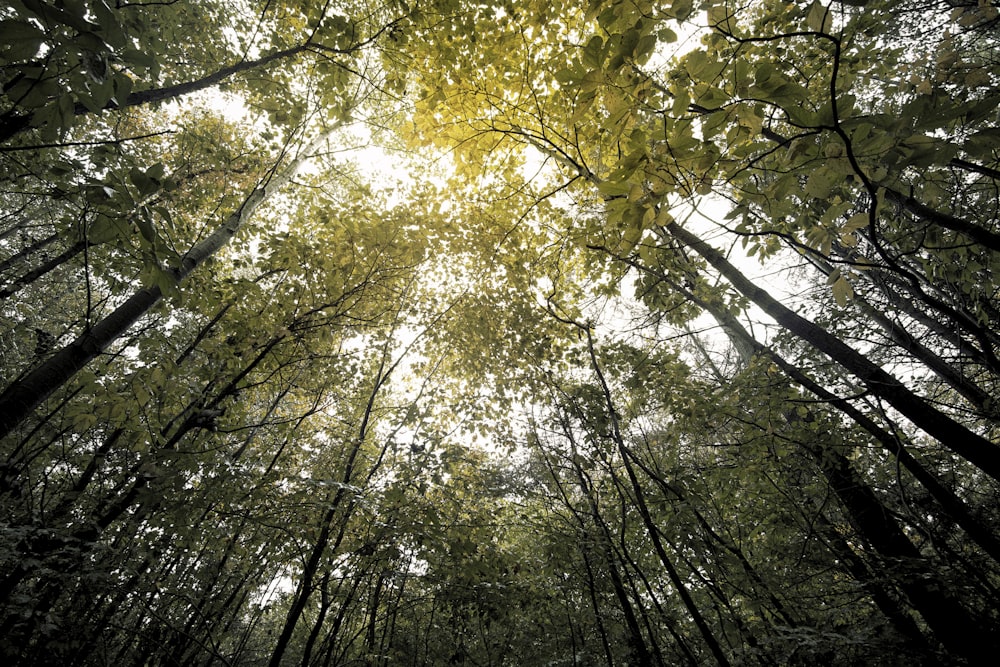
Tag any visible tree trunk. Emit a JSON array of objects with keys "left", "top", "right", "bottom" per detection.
[
  {"left": 0, "top": 45, "right": 310, "bottom": 145},
  {"left": 662, "top": 221, "right": 1000, "bottom": 483},
  {"left": 0, "top": 132, "right": 329, "bottom": 440},
  {"left": 268, "top": 354, "right": 393, "bottom": 667},
  {"left": 580, "top": 329, "right": 733, "bottom": 667}
]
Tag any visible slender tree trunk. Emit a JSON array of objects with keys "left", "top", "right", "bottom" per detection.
[
  {"left": 560, "top": 416, "right": 654, "bottom": 667},
  {"left": 0, "top": 132, "right": 329, "bottom": 440},
  {"left": 0, "top": 45, "right": 311, "bottom": 145},
  {"left": 267, "top": 353, "right": 395, "bottom": 667},
  {"left": 300, "top": 572, "right": 333, "bottom": 667},
  {"left": 0, "top": 231, "right": 59, "bottom": 275},
  {"left": 365, "top": 572, "right": 386, "bottom": 666},
  {"left": 579, "top": 328, "right": 733, "bottom": 667},
  {"left": 661, "top": 221, "right": 1000, "bottom": 483},
  {"left": 579, "top": 548, "right": 617, "bottom": 667},
  {"left": 617, "top": 538, "right": 699, "bottom": 667},
  {"left": 678, "top": 269, "right": 999, "bottom": 662},
  {"left": 802, "top": 254, "right": 997, "bottom": 413},
  {"left": 809, "top": 437, "right": 995, "bottom": 663},
  {"left": 809, "top": 508, "right": 934, "bottom": 653},
  {"left": 665, "top": 271, "right": 1000, "bottom": 566},
  {"left": 538, "top": 443, "right": 617, "bottom": 667},
  {"left": 615, "top": 533, "right": 668, "bottom": 667},
  {"left": 631, "top": 454, "right": 800, "bottom": 628},
  {"left": 0, "top": 239, "right": 86, "bottom": 299},
  {"left": 862, "top": 266, "right": 1000, "bottom": 372}
]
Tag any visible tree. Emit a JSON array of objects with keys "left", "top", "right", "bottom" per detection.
[
  {"left": 3, "top": 0, "right": 1000, "bottom": 664},
  {"left": 404, "top": 0, "right": 1000, "bottom": 662}
]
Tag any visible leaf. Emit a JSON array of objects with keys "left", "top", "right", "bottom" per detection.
[
  {"left": 0, "top": 20, "right": 46, "bottom": 61},
  {"left": 12, "top": 77, "right": 60, "bottom": 109},
  {"left": 806, "top": 1, "right": 832, "bottom": 32},
  {"left": 87, "top": 214, "right": 121, "bottom": 244},
  {"left": 134, "top": 382, "right": 152, "bottom": 409},
  {"left": 831, "top": 275, "right": 853, "bottom": 306},
  {"left": 129, "top": 166, "right": 161, "bottom": 197},
  {"left": 597, "top": 180, "right": 631, "bottom": 197},
  {"left": 112, "top": 72, "right": 134, "bottom": 104},
  {"left": 842, "top": 212, "right": 868, "bottom": 234},
  {"left": 72, "top": 411, "right": 98, "bottom": 431},
  {"left": 582, "top": 35, "right": 606, "bottom": 69},
  {"left": 579, "top": 69, "right": 604, "bottom": 93},
  {"left": 56, "top": 93, "right": 75, "bottom": 132},
  {"left": 671, "top": 0, "right": 694, "bottom": 20},
  {"left": 634, "top": 34, "right": 657, "bottom": 63},
  {"left": 122, "top": 48, "right": 159, "bottom": 72},
  {"left": 804, "top": 167, "right": 838, "bottom": 199},
  {"left": 657, "top": 27, "right": 678, "bottom": 43},
  {"left": 553, "top": 68, "right": 577, "bottom": 85},
  {"left": 136, "top": 212, "right": 157, "bottom": 245},
  {"left": 76, "top": 91, "right": 105, "bottom": 113}
]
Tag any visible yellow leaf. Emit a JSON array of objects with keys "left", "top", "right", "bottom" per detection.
[
  {"left": 843, "top": 212, "right": 868, "bottom": 233},
  {"left": 832, "top": 275, "right": 854, "bottom": 306}
]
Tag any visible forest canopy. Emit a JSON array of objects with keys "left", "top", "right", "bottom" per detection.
[{"left": 1, "top": 0, "right": 999, "bottom": 664}]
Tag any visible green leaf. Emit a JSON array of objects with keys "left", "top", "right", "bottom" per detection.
[
  {"left": 634, "top": 34, "right": 657, "bottom": 63},
  {"left": 804, "top": 167, "right": 838, "bottom": 199},
  {"left": 12, "top": 77, "right": 60, "bottom": 109},
  {"left": 134, "top": 382, "right": 152, "bottom": 409},
  {"left": 842, "top": 213, "right": 868, "bottom": 234},
  {"left": 112, "top": 71, "right": 134, "bottom": 104},
  {"left": 129, "top": 166, "right": 161, "bottom": 197},
  {"left": 553, "top": 68, "right": 577, "bottom": 85},
  {"left": 0, "top": 20, "right": 46, "bottom": 61},
  {"left": 122, "top": 48, "right": 159, "bottom": 72},
  {"left": 87, "top": 214, "right": 121, "bottom": 244},
  {"left": 806, "top": 1, "right": 832, "bottom": 32},
  {"left": 657, "top": 27, "right": 677, "bottom": 43},
  {"left": 76, "top": 91, "right": 104, "bottom": 113},
  {"left": 671, "top": 0, "right": 694, "bottom": 20}
]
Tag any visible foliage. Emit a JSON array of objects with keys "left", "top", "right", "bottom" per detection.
[{"left": 1, "top": 0, "right": 999, "bottom": 665}]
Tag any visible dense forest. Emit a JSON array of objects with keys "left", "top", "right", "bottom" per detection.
[{"left": 1, "top": 0, "right": 999, "bottom": 664}]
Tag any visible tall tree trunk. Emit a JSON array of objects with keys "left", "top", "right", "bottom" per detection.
[
  {"left": 661, "top": 221, "right": 1000, "bottom": 483},
  {"left": 578, "top": 326, "right": 734, "bottom": 667},
  {"left": 0, "top": 239, "right": 86, "bottom": 300},
  {"left": 559, "top": 414, "right": 654, "bottom": 667},
  {"left": 655, "top": 267, "right": 1000, "bottom": 566},
  {"left": 0, "top": 44, "right": 311, "bottom": 145},
  {"left": 809, "top": 436, "right": 994, "bottom": 663},
  {"left": 0, "top": 132, "right": 330, "bottom": 440},
  {"left": 0, "top": 232, "right": 59, "bottom": 275},
  {"left": 672, "top": 262, "right": 998, "bottom": 662},
  {"left": 267, "top": 352, "right": 396, "bottom": 667}
]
